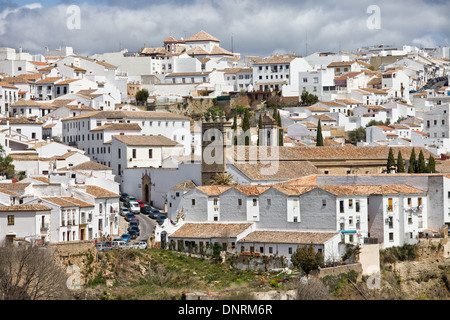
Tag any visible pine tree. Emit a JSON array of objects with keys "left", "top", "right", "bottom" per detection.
[
  {"left": 427, "top": 155, "right": 436, "bottom": 173},
  {"left": 397, "top": 151, "right": 405, "bottom": 173},
  {"left": 316, "top": 120, "right": 324, "bottom": 146},
  {"left": 408, "top": 148, "right": 416, "bottom": 173},
  {"left": 387, "top": 147, "right": 395, "bottom": 172},
  {"left": 417, "top": 150, "right": 426, "bottom": 173}
]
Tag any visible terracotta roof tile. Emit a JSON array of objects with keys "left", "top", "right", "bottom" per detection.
[
  {"left": 239, "top": 230, "right": 338, "bottom": 244},
  {"left": 0, "top": 204, "right": 51, "bottom": 212},
  {"left": 169, "top": 223, "right": 253, "bottom": 239}
]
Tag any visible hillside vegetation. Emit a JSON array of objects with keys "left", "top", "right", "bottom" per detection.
[{"left": 70, "top": 243, "right": 450, "bottom": 300}]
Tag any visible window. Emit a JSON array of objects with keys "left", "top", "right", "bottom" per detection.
[
  {"left": 388, "top": 198, "right": 393, "bottom": 211},
  {"left": 148, "top": 149, "right": 153, "bottom": 158},
  {"left": 388, "top": 216, "right": 393, "bottom": 228},
  {"left": 288, "top": 247, "right": 293, "bottom": 254},
  {"left": 389, "top": 233, "right": 394, "bottom": 241},
  {"left": 191, "top": 199, "right": 196, "bottom": 206},
  {"left": 408, "top": 198, "right": 412, "bottom": 206},
  {"left": 349, "top": 199, "right": 353, "bottom": 209},
  {"left": 253, "top": 199, "right": 258, "bottom": 206},
  {"left": 267, "top": 199, "right": 271, "bottom": 206},
  {"left": 132, "top": 149, "right": 136, "bottom": 159},
  {"left": 322, "top": 200, "right": 326, "bottom": 207},
  {"left": 349, "top": 216, "right": 353, "bottom": 225},
  {"left": 418, "top": 198, "right": 422, "bottom": 206},
  {"left": 118, "top": 149, "right": 121, "bottom": 159},
  {"left": 213, "top": 198, "right": 218, "bottom": 206},
  {"left": 7, "top": 215, "right": 14, "bottom": 225},
  {"left": 238, "top": 199, "right": 242, "bottom": 206},
  {"left": 340, "top": 200, "right": 344, "bottom": 213},
  {"left": 356, "top": 200, "right": 360, "bottom": 212}
]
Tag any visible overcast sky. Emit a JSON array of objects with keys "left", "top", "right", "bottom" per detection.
[{"left": 0, "top": 0, "right": 449, "bottom": 58}]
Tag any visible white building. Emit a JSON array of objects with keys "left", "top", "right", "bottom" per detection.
[
  {"left": 110, "top": 134, "right": 184, "bottom": 182},
  {"left": 0, "top": 204, "right": 52, "bottom": 245}
]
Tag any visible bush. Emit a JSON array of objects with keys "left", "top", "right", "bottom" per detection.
[
  {"left": 381, "top": 244, "right": 418, "bottom": 264},
  {"left": 291, "top": 243, "right": 324, "bottom": 274}
]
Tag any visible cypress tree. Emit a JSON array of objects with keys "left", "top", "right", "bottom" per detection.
[
  {"left": 241, "top": 108, "right": 250, "bottom": 146},
  {"left": 316, "top": 120, "right": 324, "bottom": 146},
  {"left": 257, "top": 114, "right": 262, "bottom": 146},
  {"left": 397, "top": 151, "right": 405, "bottom": 173},
  {"left": 417, "top": 150, "right": 426, "bottom": 173},
  {"left": 387, "top": 147, "right": 395, "bottom": 172},
  {"left": 277, "top": 110, "right": 283, "bottom": 146},
  {"left": 408, "top": 148, "right": 416, "bottom": 173},
  {"left": 232, "top": 112, "right": 238, "bottom": 146},
  {"left": 427, "top": 155, "right": 436, "bottom": 173}
]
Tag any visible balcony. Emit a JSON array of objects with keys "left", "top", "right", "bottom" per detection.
[
  {"left": 40, "top": 223, "right": 49, "bottom": 232},
  {"left": 363, "top": 237, "right": 378, "bottom": 245}
]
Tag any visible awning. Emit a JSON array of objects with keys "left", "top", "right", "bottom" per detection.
[{"left": 340, "top": 230, "right": 357, "bottom": 234}]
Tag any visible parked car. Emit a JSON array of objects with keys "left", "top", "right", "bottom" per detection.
[
  {"left": 128, "top": 201, "right": 141, "bottom": 214},
  {"left": 148, "top": 209, "right": 161, "bottom": 219},
  {"left": 125, "top": 212, "right": 135, "bottom": 222},
  {"left": 129, "top": 229, "right": 138, "bottom": 239},
  {"left": 120, "top": 193, "right": 129, "bottom": 203},
  {"left": 129, "top": 226, "right": 140, "bottom": 236},
  {"left": 125, "top": 196, "right": 136, "bottom": 207},
  {"left": 136, "top": 200, "right": 145, "bottom": 208},
  {"left": 95, "top": 242, "right": 112, "bottom": 251},
  {"left": 157, "top": 214, "right": 167, "bottom": 225},
  {"left": 112, "top": 240, "right": 126, "bottom": 248},
  {"left": 121, "top": 234, "right": 131, "bottom": 243},
  {"left": 140, "top": 205, "right": 152, "bottom": 214},
  {"left": 128, "top": 221, "right": 139, "bottom": 231},
  {"left": 129, "top": 217, "right": 140, "bottom": 225},
  {"left": 134, "top": 241, "right": 147, "bottom": 249},
  {"left": 120, "top": 207, "right": 130, "bottom": 217}
]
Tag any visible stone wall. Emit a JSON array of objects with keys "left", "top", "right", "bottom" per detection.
[{"left": 310, "top": 263, "right": 363, "bottom": 281}]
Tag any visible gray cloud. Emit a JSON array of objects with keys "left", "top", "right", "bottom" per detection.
[{"left": 0, "top": 0, "right": 449, "bottom": 57}]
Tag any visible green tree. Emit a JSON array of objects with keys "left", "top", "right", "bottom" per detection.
[
  {"left": 301, "top": 91, "right": 319, "bottom": 106},
  {"left": 277, "top": 110, "right": 283, "bottom": 146},
  {"left": 387, "top": 147, "right": 395, "bottom": 172},
  {"left": 417, "top": 150, "right": 426, "bottom": 173},
  {"left": 347, "top": 127, "right": 366, "bottom": 144},
  {"left": 291, "top": 243, "right": 324, "bottom": 274},
  {"left": 232, "top": 112, "right": 238, "bottom": 146},
  {"left": 241, "top": 108, "right": 251, "bottom": 146},
  {"left": 397, "top": 151, "right": 405, "bottom": 173},
  {"left": 408, "top": 148, "right": 417, "bottom": 173},
  {"left": 210, "top": 172, "right": 234, "bottom": 185},
  {"left": 135, "top": 88, "right": 149, "bottom": 105},
  {"left": 427, "top": 155, "right": 436, "bottom": 173},
  {"left": 0, "top": 144, "right": 14, "bottom": 178},
  {"left": 233, "top": 105, "right": 245, "bottom": 116},
  {"left": 316, "top": 120, "right": 324, "bottom": 146},
  {"left": 257, "top": 114, "right": 262, "bottom": 146}
]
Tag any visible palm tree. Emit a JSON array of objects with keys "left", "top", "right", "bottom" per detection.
[{"left": 210, "top": 172, "right": 235, "bottom": 186}]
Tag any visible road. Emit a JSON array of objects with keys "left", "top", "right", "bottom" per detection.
[{"left": 135, "top": 213, "right": 156, "bottom": 241}]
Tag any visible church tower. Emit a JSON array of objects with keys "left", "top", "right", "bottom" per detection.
[
  {"left": 201, "top": 114, "right": 232, "bottom": 185},
  {"left": 260, "top": 112, "right": 279, "bottom": 147}
]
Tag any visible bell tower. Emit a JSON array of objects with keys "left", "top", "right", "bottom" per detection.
[
  {"left": 201, "top": 114, "right": 232, "bottom": 185},
  {"left": 260, "top": 112, "right": 279, "bottom": 147}
]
